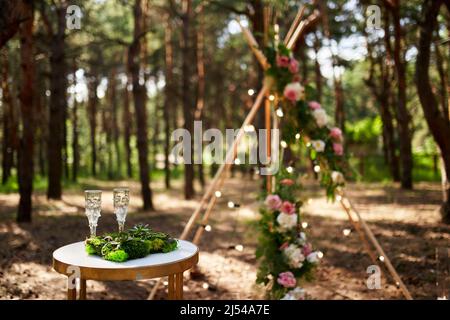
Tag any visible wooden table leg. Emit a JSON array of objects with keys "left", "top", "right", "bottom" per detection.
[
  {"left": 168, "top": 275, "right": 175, "bottom": 300},
  {"left": 67, "top": 278, "right": 77, "bottom": 300},
  {"left": 175, "top": 272, "right": 184, "bottom": 299},
  {"left": 79, "top": 279, "right": 87, "bottom": 300}
]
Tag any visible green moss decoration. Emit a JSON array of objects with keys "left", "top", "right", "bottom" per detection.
[{"left": 85, "top": 224, "right": 178, "bottom": 262}]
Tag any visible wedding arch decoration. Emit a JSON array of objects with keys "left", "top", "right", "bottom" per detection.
[{"left": 149, "top": 6, "right": 413, "bottom": 300}]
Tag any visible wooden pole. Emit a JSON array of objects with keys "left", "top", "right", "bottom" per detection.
[
  {"left": 342, "top": 194, "right": 413, "bottom": 300},
  {"left": 284, "top": 5, "right": 306, "bottom": 44},
  {"left": 236, "top": 18, "right": 269, "bottom": 69}
]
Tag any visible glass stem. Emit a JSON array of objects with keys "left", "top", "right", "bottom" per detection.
[
  {"left": 118, "top": 222, "right": 125, "bottom": 232},
  {"left": 89, "top": 225, "right": 97, "bottom": 238}
]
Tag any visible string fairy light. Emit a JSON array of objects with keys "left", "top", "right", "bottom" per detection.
[
  {"left": 342, "top": 228, "right": 351, "bottom": 236},
  {"left": 313, "top": 165, "right": 321, "bottom": 173},
  {"left": 247, "top": 89, "right": 255, "bottom": 96},
  {"left": 280, "top": 140, "right": 288, "bottom": 149},
  {"left": 204, "top": 225, "right": 212, "bottom": 232},
  {"left": 286, "top": 166, "right": 294, "bottom": 173},
  {"left": 301, "top": 222, "right": 308, "bottom": 229},
  {"left": 235, "top": 244, "right": 244, "bottom": 252},
  {"left": 276, "top": 107, "right": 284, "bottom": 117},
  {"left": 215, "top": 191, "right": 222, "bottom": 198},
  {"left": 268, "top": 94, "right": 275, "bottom": 101},
  {"left": 227, "top": 201, "right": 235, "bottom": 208},
  {"left": 295, "top": 133, "right": 301, "bottom": 140}
]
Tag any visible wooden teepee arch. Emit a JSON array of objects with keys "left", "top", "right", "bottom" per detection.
[{"left": 149, "top": 6, "right": 413, "bottom": 300}]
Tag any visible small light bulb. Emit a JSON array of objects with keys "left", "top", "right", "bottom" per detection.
[
  {"left": 276, "top": 108, "right": 284, "bottom": 117},
  {"left": 306, "top": 142, "right": 311, "bottom": 147},
  {"left": 379, "top": 255, "right": 385, "bottom": 262},
  {"left": 286, "top": 166, "right": 294, "bottom": 173},
  {"left": 313, "top": 165, "right": 321, "bottom": 173},
  {"left": 317, "top": 251, "right": 324, "bottom": 259},
  {"left": 248, "top": 89, "right": 255, "bottom": 96},
  {"left": 244, "top": 124, "right": 255, "bottom": 132},
  {"left": 295, "top": 133, "right": 301, "bottom": 140},
  {"left": 269, "top": 94, "right": 275, "bottom": 101},
  {"left": 280, "top": 140, "right": 288, "bottom": 149},
  {"left": 343, "top": 229, "right": 351, "bottom": 236},
  {"left": 234, "top": 158, "right": 241, "bottom": 165},
  {"left": 301, "top": 222, "right": 308, "bottom": 229},
  {"left": 235, "top": 244, "right": 244, "bottom": 252},
  {"left": 227, "top": 201, "right": 235, "bottom": 208},
  {"left": 336, "top": 195, "right": 342, "bottom": 201},
  {"left": 205, "top": 225, "right": 212, "bottom": 232},
  {"left": 202, "top": 283, "right": 209, "bottom": 289},
  {"left": 215, "top": 191, "right": 222, "bottom": 198}
]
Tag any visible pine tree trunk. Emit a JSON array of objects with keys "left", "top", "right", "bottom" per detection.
[
  {"left": 128, "top": 0, "right": 153, "bottom": 210},
  {"left": 163, "top": 19, "right": 173, "bottom": 189},
  {"left": 181, "top": 0, "right": 195, "bottom": 199},
  {"left": 47, "top": 6, "right": 67, "bottom": 199},
  {"left": 389, "top": 0, "right": 413, "bottom": 189},
  {"left": 195, "top": 8, "right": 206, "bottom": 188},
  {"left": 88, "top": 75, "right": 99, "bottom": 177},
  {"left": 1, "top": 48, "right": 16, "bottom": 184},
  {"left": 123, "top": 73, "right": 133, "bottom": 178},
  {"left": 72, "top": 73, "right": 79, "bottom": 182},
  {"left": 416, "top": 0, "right": 450, "bottom": 223},
  {"left": 17, "top": 0, "right": 34, "bottom": 222}
]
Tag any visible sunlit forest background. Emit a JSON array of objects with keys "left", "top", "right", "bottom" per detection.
[{"left": 1, "top": 0, "right": 450, "bottom": 300}]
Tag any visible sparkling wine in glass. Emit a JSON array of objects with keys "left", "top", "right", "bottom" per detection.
[
  {"left": 85, "top": 190, "right": 102, "bottom": 238},
  {"left": 114, "top": 188, "right": 130, "bottom": 232}
]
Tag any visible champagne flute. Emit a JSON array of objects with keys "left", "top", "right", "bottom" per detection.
[
  {"left": 113, "top": 188, "right": 129, "bottom": 232},
  {"left": 85, "top": 190, "right": 102, "bottom": 238}
]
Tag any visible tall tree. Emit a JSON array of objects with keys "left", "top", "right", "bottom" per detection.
[
  {"left": 128, "top": 0, "right": 154, "bottom": 210},
  {"left": 41, "top": 3, "right": 68, "bottom": 199},
  {"left": 163, "top": 17, "right": 174, "bottom": 189},
  {"left": 71, "top": 59, "right": 79, "bottom": 182},
  {"left": 17, "top": 0, "right": 34, "bottom": 222},
  {"left": 123, "top": 72, "right": 133, "bottom": 178},
  {"left": 180, "top": 0, "right": 195, "bottom": 199},
  {"left": 385, "top": 0, "right": 413, "bottom": 189},
  {"left": 87, "top": 71, "right": 99, "bottom": 177},
  {"left": 1, "top": 47, "right": 18, "bottom": 184},
  {"left": 416, "top": 0, "right": 450, "bottom": 223}
]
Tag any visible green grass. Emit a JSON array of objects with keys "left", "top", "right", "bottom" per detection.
[{"left": 350, "top": 154, "right": 441, "bottom": 183}]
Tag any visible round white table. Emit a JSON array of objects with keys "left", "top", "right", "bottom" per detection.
[{"left": 52, "top": 240, "right": 199, "bottom": 300}]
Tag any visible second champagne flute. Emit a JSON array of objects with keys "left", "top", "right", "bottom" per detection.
[{"left": 113, "top": 188, "right": 129, "bottom": 232}]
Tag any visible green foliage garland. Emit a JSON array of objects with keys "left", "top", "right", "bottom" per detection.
[{"left": 85, "top": 224, "right": 178, "bottom": 262}]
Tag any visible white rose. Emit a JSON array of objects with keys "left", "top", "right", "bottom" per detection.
[
  {"left": 281, "top": 287, "right": 306, "bottom": 300},
  {"left": 307, "top": 251, "right": 321, "bottom": 264},
  {"left": 284, "top": 244, "right": 305, "bottom": 268},
  {"left": 276, "top": 212, "right": 298, "bottom": 231},
  {"left": 331, "top": 171, "right": 345, "bottom": 184},
  {"left": 311, "top": 140, "right": 326, "bottom": 152},
  {"left": 312, "top": 109, "right": 328, "bottom": 127}
]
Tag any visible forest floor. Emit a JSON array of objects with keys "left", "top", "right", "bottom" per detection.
[{"left": 0, "top": 174, "right": 448, "bottom": 300}]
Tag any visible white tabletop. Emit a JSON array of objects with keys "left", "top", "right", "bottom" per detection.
[{"left": 53, "top": 240, "right": 198, "bottom": 269}]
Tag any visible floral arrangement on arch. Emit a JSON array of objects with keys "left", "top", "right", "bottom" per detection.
[{"left": 255, "top": 43, "right": 348, "bottom": 299}]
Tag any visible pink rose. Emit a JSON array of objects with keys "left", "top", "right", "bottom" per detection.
[
  {"left": 280, "top": 178, "right": 294, "bottom": 186},
  {"left": 303, "top": 243, "right": 312, "bottom": 257},
  {"left": 280, "top": 201, "right": 296, "bottom": 215},
  {"left": 276, "top": 55, "right": 290, "bottom": 68},
  {"left": 308, "top": 101, "right": 322, "bottom": 110},
  {"left": 329, "top": 127, "right": 343, "bottom": 142},
  {"left": 288, "top": 58, "right": 299, "bottom": 74},
  {"left": 265, "top": 194, "right": 282, "bottom": 211},
  {"left": 277, "top": 271, "right": 296, "bottom": 288},
  {"left": 333, "top": 143, "right": 344, "bottom": 156},
  {"left": 283, "top": 82, "right": 304, "bottom": 102}
]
